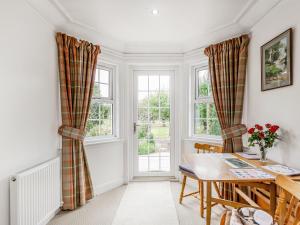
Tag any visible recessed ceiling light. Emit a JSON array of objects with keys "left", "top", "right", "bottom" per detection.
[{"left": 152, "top": 9, "right": 159, "bottom": 15}]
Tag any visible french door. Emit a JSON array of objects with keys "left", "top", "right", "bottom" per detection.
[{"left": 133, "top": 70, "right": 174, "bottom": 176}]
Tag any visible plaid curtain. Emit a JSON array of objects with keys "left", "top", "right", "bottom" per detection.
[
  {"left": 56, "top": 32, "right": 100, "bottom": 210},
  {"left": 204, "top": 34, "right": 249, "bottom": 153}
]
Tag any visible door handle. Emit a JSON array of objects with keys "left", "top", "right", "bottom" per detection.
[{"left": 133, "top": 122, "right": 140, "bottom": 133}]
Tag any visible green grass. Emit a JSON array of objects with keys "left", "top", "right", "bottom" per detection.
[{"left": 151, "top": 126, "right": 169, "bottom": 138}]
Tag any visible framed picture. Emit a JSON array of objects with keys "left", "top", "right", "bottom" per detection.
[{"left": 261, "top": 28, "right": 293, "bottom": 91}]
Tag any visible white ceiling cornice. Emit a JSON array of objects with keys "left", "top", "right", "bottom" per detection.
[{"left": 26, "top": 0, "right": 283, "bottom": 54}]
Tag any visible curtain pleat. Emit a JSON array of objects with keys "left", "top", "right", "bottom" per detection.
[
  {"left": 56, "top": 32, "right": 100, "bottom": 210},
  {"left": 204, "top": 35, "right": 250, "bottom": 200},
  {"left": 204, "top": 34, "right": 249, "bottom": 153}
]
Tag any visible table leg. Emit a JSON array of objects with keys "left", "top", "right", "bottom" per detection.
[
  {"left": 269, "top": 182, "right": 276, "bottom": 216},
  {"left": 206, "top": 181, "right": 212, "bottom": 225}
]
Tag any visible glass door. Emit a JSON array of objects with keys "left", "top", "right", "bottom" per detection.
[{"left": 133, "top": 70, "right": 174, "bottom": 176}]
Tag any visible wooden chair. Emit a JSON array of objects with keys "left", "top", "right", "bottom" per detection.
[
  {"left": 179, "top": 143, "right": 224, "bottom": 218},
  {"left": 220, "top": 175, "right": 300, "bottom": 225}
]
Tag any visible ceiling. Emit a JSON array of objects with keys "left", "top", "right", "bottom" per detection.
[{"left": 28, "top": 0, "right": 282, "bottom": 53}]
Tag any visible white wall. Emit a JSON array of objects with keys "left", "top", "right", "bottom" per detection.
[
  {"left": 84, "top": 49, "right": 127, "bottom": 194},
  {"left": 247, "top": 0, "right": 300, "bottom": 168},
  {"left": 86, "top": 141, "right": 125, "bottom": 195},
  {"left": 0, "top": 1, "right": 59, "bottom": 224}
]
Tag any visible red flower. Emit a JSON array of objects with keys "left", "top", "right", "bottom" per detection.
[
  {"left": 269, "top": 125, "right": 279, "bottom": 133},
  {"left": 255, "top": 124, "right": 263, "bottom": 131},
  {"left": 259, "top": 132, "right": 265, "bottom": 139},
  {"left": 265, "top": 123, "right": 272, "bottom": 128},
  {"left": 248, "top": 128, "right": 255, "bottom": 134}
]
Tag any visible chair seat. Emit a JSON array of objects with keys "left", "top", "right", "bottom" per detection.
[{"left": 179, "top": 164, "right": 196, "bottom": 177}]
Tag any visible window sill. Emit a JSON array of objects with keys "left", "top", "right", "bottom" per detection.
[
  {"left": 84, "top": 137, "right": 125, "bottom": 146},
  {"left": 184, "top": 136, "right": 223, "bottom": 145}
]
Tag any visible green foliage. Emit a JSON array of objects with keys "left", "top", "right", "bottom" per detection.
[
  {"left": 265, "top": 64, "right": 283, "bottom": 77},
  {"left": 265, "top": 40, "right": 287, "bottom": 77},
  {"left": 194, "top": 103, "right": 221, "bottom": 136},
  {"left": 199, "top": 82, "right": 209, "bottom": 96},
  {"left": 138, "top": 141, "right": 155, "bottom": 155},
  {"left": 86, "top": 102, "right": 112, "bottom": 137},
  {"left": 248, "top": 130, "right": 279, "bottom": 149},
  {"left": 138, "top": 92, "right": 170, "bottom": 122}
]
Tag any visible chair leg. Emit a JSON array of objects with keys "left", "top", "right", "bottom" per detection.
[
  {"left": 179, "top": 175, "right": 187, "bottom": 204},
  {"left": 199, "top": 180, "right": 204, "bottom": 218}
]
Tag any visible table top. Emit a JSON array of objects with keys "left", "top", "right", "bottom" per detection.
[{"left": 184, "top": 153, "right": 300, "bottom": 182}]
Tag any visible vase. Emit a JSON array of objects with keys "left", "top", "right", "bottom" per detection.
[{"left": 260, "top": 146, "right": 267, "bottom": 162}]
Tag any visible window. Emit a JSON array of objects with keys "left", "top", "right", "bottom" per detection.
[
  {"left": 86, "top": 66, "right": 115, "bottom": 138},
  {"left": 192, "top": 67, "right": 221, "bottom": 137}
]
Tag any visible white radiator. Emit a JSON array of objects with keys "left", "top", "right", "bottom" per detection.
[{"left": 10, "top": 157, "right": 61, "bottom": 225}]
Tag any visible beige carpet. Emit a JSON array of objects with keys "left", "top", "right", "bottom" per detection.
[
  {"left": 48, "top": 181, "right": 224, "bottom": 225},
  {"left": 112, "top": 182, "right": 179, "bottom": 225}
]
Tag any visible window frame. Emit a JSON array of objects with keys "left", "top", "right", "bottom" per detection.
[
  {"left": 190, "top": 65, "right": 221, "bottom": 140},
  {"left": 85, "top": 64, "right": 117, "bottom": 142}
]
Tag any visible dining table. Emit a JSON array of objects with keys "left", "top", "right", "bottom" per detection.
[{"left": 184, "top": 152, "right": 300, "bottom": 225}]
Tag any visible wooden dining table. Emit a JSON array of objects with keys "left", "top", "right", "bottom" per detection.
[{"left": 184, "top": 153, "right": 300, "bottom": 225}]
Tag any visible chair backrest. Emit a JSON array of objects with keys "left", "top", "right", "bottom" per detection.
[
  {"left": 275, "top": 175, "right": 300, "bottom": 225},
  {"left": 194, "top": 143, "right": 223, "bottom": 154}
]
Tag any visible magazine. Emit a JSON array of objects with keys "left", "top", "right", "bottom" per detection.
[{"left": 224, "top": 158, "right": 254, "bottom": 169}]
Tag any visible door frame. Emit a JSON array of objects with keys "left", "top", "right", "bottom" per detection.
[{"left": 132, "top": 67, "right": 176, "bottom": 177}]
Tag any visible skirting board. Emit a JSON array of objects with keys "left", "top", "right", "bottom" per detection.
[{"left": 94, "top": 178, "right": 125, "bottom": 196}]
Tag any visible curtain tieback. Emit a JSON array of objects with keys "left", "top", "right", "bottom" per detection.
[
  {"left": 221, "top": 124, "right": 247, "bottom": 140},
  {"left": 58, "top": 125, "right": 86, "bottom": 141}
]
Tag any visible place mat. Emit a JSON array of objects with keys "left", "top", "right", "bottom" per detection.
[
  {"left": 236, "top": 152, "right": 260, "bottom": 160},
  {"left": 262, "top": 164, "right": 300, "bottom": 176},
  {"left": 230, "top": 169, "right": 275, "bottom": 179}
]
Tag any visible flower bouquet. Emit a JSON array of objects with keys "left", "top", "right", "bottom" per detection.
[{"left": 248, "top": 124, "right": 280, "bottom": 161}]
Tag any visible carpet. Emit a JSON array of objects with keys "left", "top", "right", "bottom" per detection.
[{"left": 111, "top": 182, "right": 180, "bottom": 225}]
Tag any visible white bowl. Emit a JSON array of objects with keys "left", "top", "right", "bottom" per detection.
[{"left": 253, "top": 210, "right": 273, "bottom": 225}]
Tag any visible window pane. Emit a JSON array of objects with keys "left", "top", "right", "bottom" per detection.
[
  {"left": 100, "top": 103, "right": 112, "bottom": 120},
  {"left": 95, "top": 70, "right": 100, "bottom": 82},
  {"left": 197, "top": 69, "right": 211, "bottom": 98},
  {"left": 138, "top": 92, "right": 148, "bottom": 108},
  {"left": 93, "top": 83, "right": 100, "bottom": 98},
  {"left": 89, "top": 101, "right": 100, "bottom": 119},
  {"left": 194, "top": 119, "right": 207, "bottom": 135},
  {"left": 160, "top": 157, "right": 170, "bottom": 171},
  {"left": 195, "top": 103, "right": 207, "bottom": 119},
  {"left": 138, "top": 156, "right": 148, "bottom": 171},
  {"left": 99, "top": 119, "right": 112, "bottom": 135},
  {"left": 100, "top": 69, "right": 109, "bottom": 83},
  {"left": 208, "top": 103, "right": 218, "bottom": 118},
  {"left": 149, "top": 76, "right": 159, "bottom": 91},
  {"left": 137, "top": 124, "right": 149, "bottom": 140},
  {"left": 149, "top": 157, "right": 159, "bottom": 171},
  {"left": 138, "top": 139, "right": 149, "bottom": 155},
  {"left": 138, "top": 76, "right": 148, "bottom": 91},
  {"left": 149, "top": 108, "right": 159, "bottom": 122},
  {"left": 150, "top": 125, "right": 169, "bottom": 139},
  {"left": 159, "top": 92, "right": 169, "bottom": 107},
  {"left": 86, "top": 120, "right": 100, "bottom": 137},
  {"left": 160, "top": 108, "right": 170, "bottom": 122},
  {"left": 149, "top": 92, "right": 159, "bottom": 107},
  {"left": 100, "top": 83, "right": 109, "bottom": 98},
  {"left": 138, "top": 108, "right": 148, "bottom": 122},
  {"left": 160, "top": 76, "right": 169, "bottom": 91},
  {"left": 208, "top": 119, "right": 221, "bottom": 136}
]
